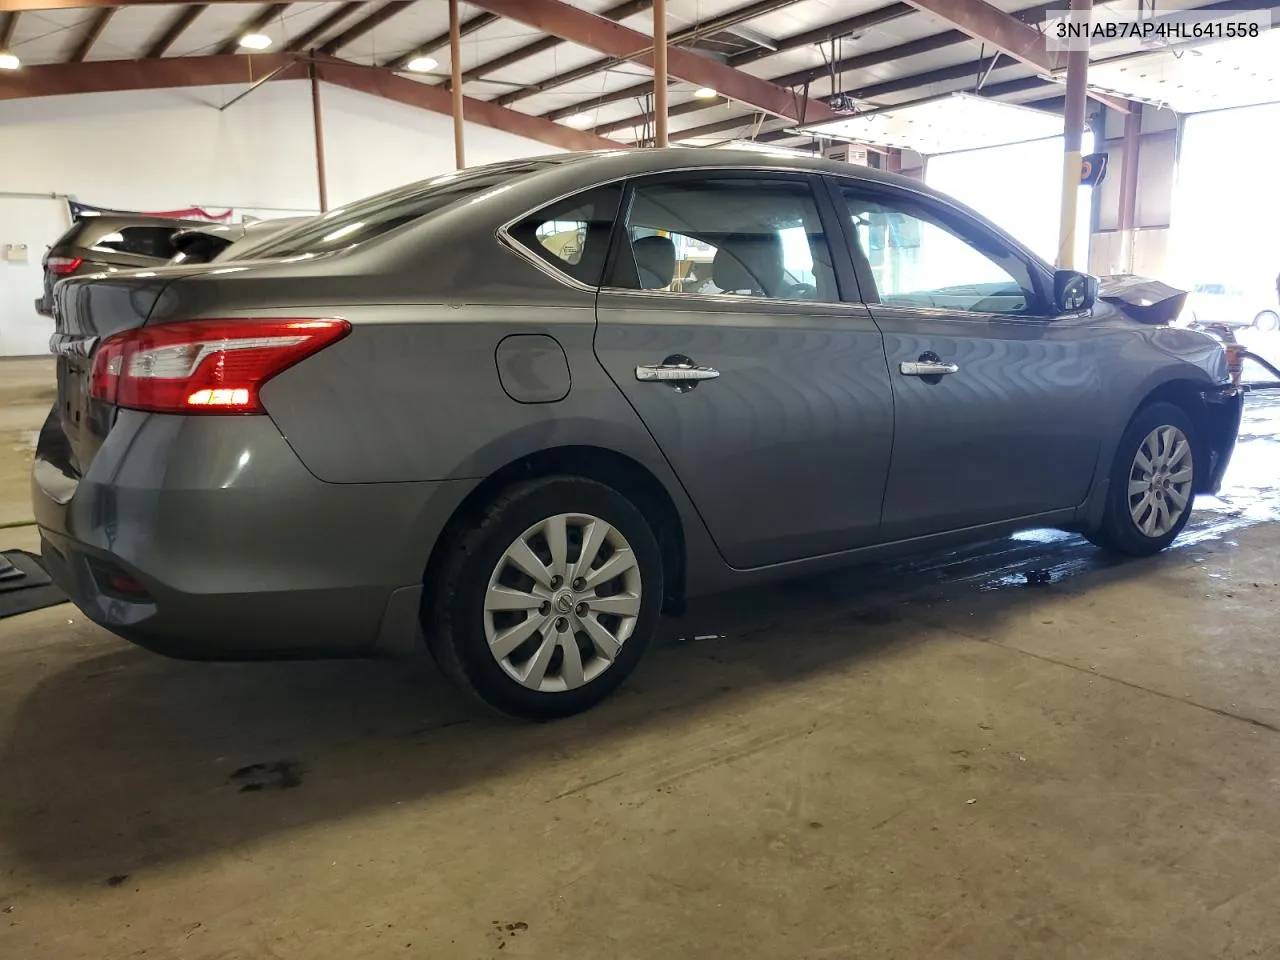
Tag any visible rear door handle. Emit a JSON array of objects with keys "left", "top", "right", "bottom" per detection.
[
  {"left": 899, "top": 360, "right": 959, "bottom": 376},
  {"left": 636, "top": 354, "right": 720, "bottom": 390}
]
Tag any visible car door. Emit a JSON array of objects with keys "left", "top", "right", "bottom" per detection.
[
  {"left": 832, "top": 178, "right": 1104, "bottom": 541},
  {"left": 593, "top": 171, "right": 895, "bottom": 569}
]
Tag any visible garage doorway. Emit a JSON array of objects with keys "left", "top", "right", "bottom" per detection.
[
  {"left": 926, "top": 134, "right": 1094, "bottom": 269},
  {"left": 1170, "top": 101, "right": 1280, "bottom": 335}
]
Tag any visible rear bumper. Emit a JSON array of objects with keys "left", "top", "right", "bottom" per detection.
[{"left": 31, "top": 407, "right": 474, "bottom": 660}]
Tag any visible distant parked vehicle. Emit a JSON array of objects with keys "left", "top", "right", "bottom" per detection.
[
  {"left": 35, "top": 213, "right": 205, "bottom": 317},
  {"left": 168, "top": 216, "right": 313, "bottom": 265},
  {"left": 1185, "top": 282, "right": 1280, "bottom": 331}
]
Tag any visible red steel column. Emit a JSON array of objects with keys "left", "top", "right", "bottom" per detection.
[
  {"left": 653, "top": 0, "right": 668, "bottom": 147},
  {"left": 449, "top": 0, "right": 466, "bottom": 168},
  {"left": 310, "top": 63, "right": 329, "bottom": 212}
]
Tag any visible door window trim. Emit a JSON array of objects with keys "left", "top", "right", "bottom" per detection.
[
  {"left": 827, "top": 175, "right": 1056, "bottom": 320},
  {"left": 600, "top": 169, "right": 862, "bottom": 307}
]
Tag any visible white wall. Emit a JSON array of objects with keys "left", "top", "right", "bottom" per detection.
[
  {"left": 0, "top": 78, "right": 561, "bottom": 212},
  {"left": 0, "top": 79, "right": 561, "bottom": 355}
]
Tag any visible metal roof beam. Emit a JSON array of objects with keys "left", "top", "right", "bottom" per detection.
[
  {"left": 144, "top": 4, "right": 207, "bottom": 58},
  {"left": 319, "top": 0, "right": 413, "bottom": 55},
  {"left": 215, "top": 2, "right": 288, "bottom": 56},
  {"left": 69, "top": 7, "right": 113, "bottom": 61},
  {"left": 382, "top": 11, "right": 499, "bottom": 70},
  {"left": 465, "top": 0, "right": 834, "bottom": 124},
  {"left": 286, "top": 0, "right": 363, "bottom": 52},
  {"left": 0, "top": 53, "right": 625, "bottom": 152},
  {"left": 900, "top": 0, "right": 1061, "bottom": 72},
  {"left": 505, "top": 0, "right": 798, "bottom": 113}
]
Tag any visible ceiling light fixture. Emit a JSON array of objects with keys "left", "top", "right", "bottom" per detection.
[
  {"left": 0, "top": 50, "right": 19, "bottom": 70},
  {"left": 694, "top": 87, "right": 718, "bottom": 99},
  {"left": 239, "top": 33, "right": 273, "bottom": 51},
  {"left": 406, "top": 55, "right": 438, "bottom": 73},
  {"left": 563, "top": 113, "right": 594, "bottom": 128}
]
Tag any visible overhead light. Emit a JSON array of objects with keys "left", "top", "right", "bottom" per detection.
[
  {"left": 563, "top": 113, "right": 594, "bottom": 128},
  {"left": 406, "top": 55, "right": 438, "bottom": 73},
  {"left": 239, "top": 33, "right": 273, "bottom": 51},
  {"left": 694, "top": 87, "right": 717, "bottom": 99},
  {"left": 0, "top": 50, "right": 19, "bottom": 71}
]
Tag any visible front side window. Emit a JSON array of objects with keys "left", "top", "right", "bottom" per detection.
[
  {"left": 611, "top": 177, "right": 839, "bottom": 302},
  {"left": 841, "top": 187, "right": 1039, "bottom": 316}
]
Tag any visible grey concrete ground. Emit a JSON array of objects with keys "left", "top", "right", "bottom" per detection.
[{"left": 4, "top": 356, "right": 1280, "bottom": 959}]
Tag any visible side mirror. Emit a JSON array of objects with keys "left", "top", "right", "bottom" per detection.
[{"left": 1054, "top": 270, "right": 1098, "bottom": 314}]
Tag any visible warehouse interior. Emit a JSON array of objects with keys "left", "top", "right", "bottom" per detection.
[{"left": 2, "top": 0, "right": 1280, "bottom": 957}]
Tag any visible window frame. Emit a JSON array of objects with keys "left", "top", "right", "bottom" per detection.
[
  {"left": 826, "top": 175, "right": 1056, "bottom": 321},
  {"left": 600, "top": 169, "right": 864, "bottom": 305}
]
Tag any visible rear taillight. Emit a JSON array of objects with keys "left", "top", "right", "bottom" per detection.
[
  {"left": 88, "top": 318, "right": 350, "bottom": 415},
  {"left": 44, "top": 256, "right": 83, "bottom": 276}
]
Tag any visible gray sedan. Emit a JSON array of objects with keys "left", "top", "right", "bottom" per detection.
[{"left": 34, "top": 148, "right": 1242, "bottom": 718}]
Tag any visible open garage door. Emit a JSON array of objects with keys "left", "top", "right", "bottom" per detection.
[
  {"left": 925, "top": 135, "right": 1095, "bottom": 269},
  {"left": 1170, "top": 102, "right": 1280, "bottom": 335}
]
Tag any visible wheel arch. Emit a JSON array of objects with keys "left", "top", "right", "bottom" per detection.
[
  {"left": 1131, "top": 378, "right": 1239, "bottom": 494},
  {"left": 423, "top": 445, "right": 688, "bottom": 614}
]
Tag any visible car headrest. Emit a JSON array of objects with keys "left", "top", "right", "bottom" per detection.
[
  {"left": 633, "top": 234, "right": 676, "bottom": 290},
  {"left": 712, "top": 233, "right": 783, "bottom": 297}
]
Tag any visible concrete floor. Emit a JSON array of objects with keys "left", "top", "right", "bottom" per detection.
[{"left": 5, "top": 357, "right": 1280, "bottom": 959}]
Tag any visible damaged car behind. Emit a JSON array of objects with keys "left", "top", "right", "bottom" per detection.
[{"left": 34, "top": 148, "right": 1243, "bottom": 719}]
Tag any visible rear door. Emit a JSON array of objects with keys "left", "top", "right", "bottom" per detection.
[
  {"left": 832, "top": 178, "right": 1103, "bottom": 540},
  {"left": 594, "top": 171, "right": 895, "bottom": 569}
]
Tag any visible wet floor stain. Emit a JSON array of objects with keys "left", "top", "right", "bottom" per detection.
[
  {"left": 669, "top": 390, "right": 1280, "bottom": 639},
  {"left": 230, "top": 760, "right": 304, "bottom": 793}
]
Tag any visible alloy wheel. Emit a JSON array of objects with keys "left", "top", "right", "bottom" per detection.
[
  {"left": 1128, "top": 425, "right": 1194, "bottom": 538},
  {"left": 483, "top": 513, "right": 642, "bottom": 693}
]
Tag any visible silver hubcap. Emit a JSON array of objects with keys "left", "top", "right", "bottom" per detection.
[
  {"left": 1128, "top": 425, "right": 1194, "bottom": 538},
  {"left": 483, "top": 513, "right": 642, "bottom": 693}
]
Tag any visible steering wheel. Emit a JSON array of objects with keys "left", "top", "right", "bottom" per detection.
[{"left": 783, "top": 282, "right": 817, "bottom": 300}]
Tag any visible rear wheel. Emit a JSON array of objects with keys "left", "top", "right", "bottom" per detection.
[
  {"left": 1254, "top": 310, "right": 1280, "bottom": 332},
  {"left": 425, "top": 476, "right": 662, "bottom": 720},
  {"left": 1086, "top": 401, "right": 1197, "bottom": 556}
]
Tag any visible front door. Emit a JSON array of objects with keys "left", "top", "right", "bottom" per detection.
[
  {"left": 833, "top": 181, "right": 1104, "bottom": 541},
  {"left": 594, "top": 172, "right": 895, "bottom": 569}
]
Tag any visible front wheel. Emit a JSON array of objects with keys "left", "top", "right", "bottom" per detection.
[
  {"left": 425, "top": 476, "right": 663, "bottom": 720},
  {"left": 1254, "top": 310, "right": 1280, "bottom": 332},
  {"left": 1086, "top": 401, "right": 1198, "bottom": 557}
]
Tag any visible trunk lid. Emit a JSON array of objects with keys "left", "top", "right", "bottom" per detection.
[{"left": 48, "top": 272, "right": 175, "bottom": 475}]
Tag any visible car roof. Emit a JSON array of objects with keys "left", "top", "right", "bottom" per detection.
[{"left": 519, "top": 146, "right": 925, "bottom": 189}]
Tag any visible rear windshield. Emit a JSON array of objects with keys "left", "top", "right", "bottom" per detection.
[{"left": 227, "top": 157, "right": 572, "bottom": 260}]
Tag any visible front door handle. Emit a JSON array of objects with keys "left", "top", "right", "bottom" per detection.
[
  {"left": 636, "top": 354, "right": 720, "bottom": 391},
  {"left": 899, "top": 351, "right": 959, "bottom": 377},
  {"left": 899, "top": 360, "right": 959, "bottom": 376}
]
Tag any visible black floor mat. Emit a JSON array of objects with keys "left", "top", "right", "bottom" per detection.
[{"left": 0, "top": 550, "right": 68, "bottom": 619}]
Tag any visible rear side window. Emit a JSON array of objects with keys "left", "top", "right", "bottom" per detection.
[
  {"left": 508, "top": 185, "right": 623, "bottom": 287},
  {"left": 606, "top": 176, "right": 839, "bottom": 302},
  {"left": 86, "top": 226, "right": 180, "bottom": 259}
]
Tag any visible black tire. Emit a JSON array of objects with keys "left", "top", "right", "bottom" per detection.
[
  {"left": 425, "top": 476, "right": 663, "bottom": 720},
  {"left": 1086, "top": 401, "right": 1198, "bottom": 557}
]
